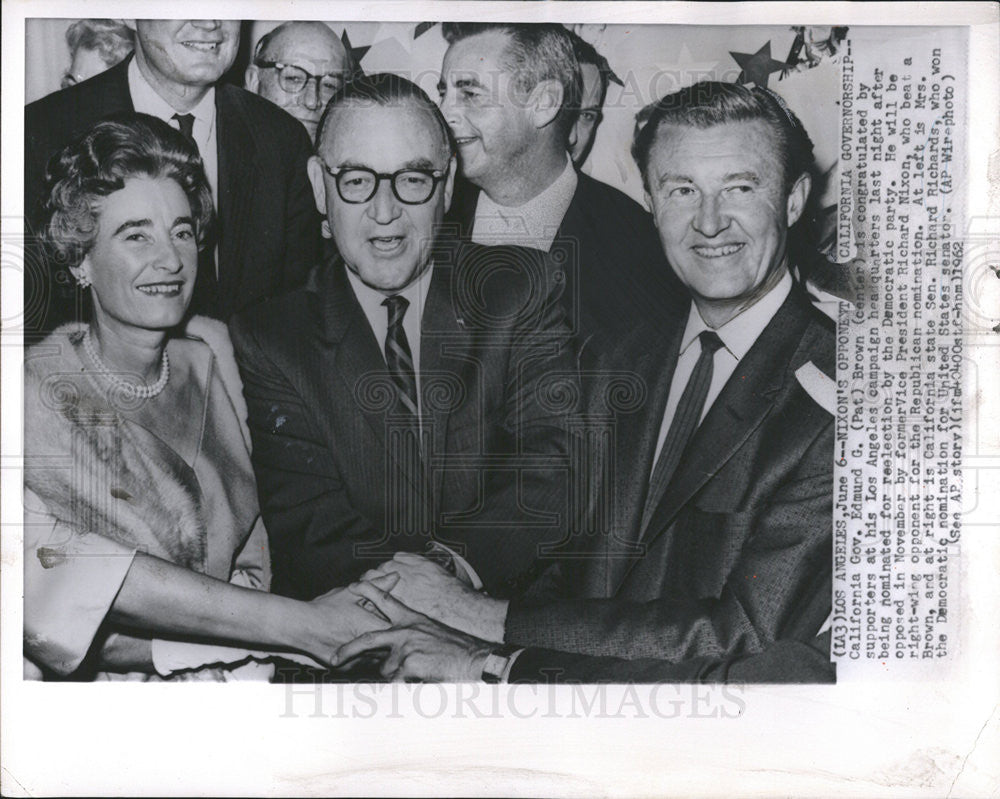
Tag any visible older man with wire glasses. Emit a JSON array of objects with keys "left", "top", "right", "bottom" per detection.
[{"left": 246, "top": 21, "right": 358, "bottom": 141}]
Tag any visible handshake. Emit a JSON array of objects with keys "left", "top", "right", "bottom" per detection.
[
  {"left": 149, "top": 545, "right": 513, "bottom": 682},
  {"left": 313, "top": 545, "right": 513, "bottom": 682}
]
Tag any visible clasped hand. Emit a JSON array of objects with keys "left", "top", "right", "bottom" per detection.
[
  {"left": 302, "top": 573, "right": 398, "bottom": 666},
  {"left": 332, "top": 580, "right": 492, "bottom": 682},
  {"left": 359, "top": 552, "right": 507, "bottom": 642}
]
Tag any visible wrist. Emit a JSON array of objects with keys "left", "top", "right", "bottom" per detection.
[
  {"left": 479, "top": 643, "right": 523, "bottom": 683},
  {"left": 273, "top": 597, "right": 323, "bottom": 656},
  {"left": 474, "top": 597, "right": 508, "bottom": 643},
  {"left": 452, "top": 594, "right": 506, "bottom": 641},
  {"left": 467, "top": 647, "right": 491, "bottom": 682}
]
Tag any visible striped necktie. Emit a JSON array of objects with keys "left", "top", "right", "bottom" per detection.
[
  {"left": 383, "top": 295, "right": 419, "bottom": 421},
  {"left": 382, "top": 294, "right": 429, "bottom": 537}
]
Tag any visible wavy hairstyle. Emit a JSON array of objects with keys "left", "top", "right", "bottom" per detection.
[
  {"left": 65, "top": 19, "right": 133, "bottom": 68},
  {"left": 442, "top": 22, "right": 582, "bottom": 138},
  {"left": 42, "top": 113, "right": 214, "bottom": 271},
  {"left": 631, "top": 80, "right": 816, "bottom": 194}
]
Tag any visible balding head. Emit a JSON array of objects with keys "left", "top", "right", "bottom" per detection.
[{"left": 246, "top": 21, "right": 355, "bottom": 139}]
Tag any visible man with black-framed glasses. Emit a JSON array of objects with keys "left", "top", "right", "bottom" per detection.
[
  {"left": 231, "top": 73, "right": 579, "bottom": 614},
  {"left": 246, "top": 21, "right": 356, "bottom": 140}
]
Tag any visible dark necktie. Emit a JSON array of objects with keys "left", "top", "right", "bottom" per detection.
[
  {"left": 383, "top": 295, "right": 420, "bottom": 421},
  {"left": 641, "top": 330, "right": 725, "bottom": 530},
  {"left": 173, "top": 112, "right": 196, "bottom": 142},
  {"left": 382, "top": 295, "right": 429, "bottom": 538},
  {"left": 172, "top": 112, "right": 219, "bottom": 318}
]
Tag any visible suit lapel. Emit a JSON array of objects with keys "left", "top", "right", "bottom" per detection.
[
  {"left": 611, "top": 289, "right": 816, "bottom": 593},
  {"left": 444, "top": 177, "right": 480, "bottom": 240},
  {"left": 420, "top": 257, "right": 465, "bottom": 476},
  {"left": 313, "top": 259, "right": 391, "bottom": 451},
  {"left": 106, "top": 56, "right": 136, "bottom": 114},
  {"left": 555, "top": 177, "right": 585, "bottom": 242},
  {"left": 214, "top": 88, "right": 256, "bottom": 307},
  {"left": 603, "top": 318, "right": 684, "bottom": 591},
  {"left": 315, "top": 259, "right": 437, "bottom": 499}
]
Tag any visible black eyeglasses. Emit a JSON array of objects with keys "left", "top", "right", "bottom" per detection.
[
  {"left": 254, "top": 60, "right": 344, "bottom": 98},
  {"left": 319, "top": 162, "right": 448, "bottom": 205}
]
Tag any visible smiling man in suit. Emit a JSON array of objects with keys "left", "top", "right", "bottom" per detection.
[
  {"left": 25, "top": 19, "right": 319, "bottom": 332},
  {"left": 337, "top": 81, "right": 836, "bottom": 684},
  {"left": 230, "top": 73, "right": 577, "bottom": 603},
  {"left": 437, "top": 22, "right": 684, "bottom": 342}
]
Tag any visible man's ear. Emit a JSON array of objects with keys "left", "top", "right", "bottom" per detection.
[
  {"left": 245, "top": 65, "right": 260, "bottom": 94},
  {"left": 643, "top": 189, "right": 654, "bottom": 215},
  {"left": 306, "top": 156, "right": 329, "bottom": 217},
  {"left": 443, "top": 155, "right": 457, "bottom": 214},
  {"left": 786, "top": 172, "right": 811, "bottom": 227},
  {"left": 527, "top": 79, "right": 564, "bottom": 129}
]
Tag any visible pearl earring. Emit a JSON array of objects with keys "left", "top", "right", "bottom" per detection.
[{"left": 77, "top": 274, "right": 91, "bottom": 289}]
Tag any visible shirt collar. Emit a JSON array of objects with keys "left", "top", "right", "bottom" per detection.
[
  {"left": 128, "top": 56, "right": 216, "bottom": 129},
  {"left": 345, "top": 261, "right": 435, "bottom": 327},
  {"left": 679, "top": 270, "right": 793, "bottom": 359},
  {"left": 473, "top": 155, "right": 578, "bottom": 250}
]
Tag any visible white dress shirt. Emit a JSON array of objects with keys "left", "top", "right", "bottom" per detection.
[
  {"left": 128, "top": 59, "right": 219, "bottom": 205},
  {"left": 129, "top": 58, "right": 219, "bottom": 278},
  {"left": 650, "top": 270, "right": 794, "bottom": 472},
  {"left": 345, "top": 263, "right": 434, "bottom": 413},
  {"left": 471, "top": 156, "right": 578, "bottom": 252}
]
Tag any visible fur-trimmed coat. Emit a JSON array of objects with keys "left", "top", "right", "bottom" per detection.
[{"left": 23, "top": 317, "right": 269, "bottom": 678}]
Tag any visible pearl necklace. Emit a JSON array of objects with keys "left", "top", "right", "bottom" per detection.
[{"left": 82, "top": 328, "right": 170, "bottom": 399}]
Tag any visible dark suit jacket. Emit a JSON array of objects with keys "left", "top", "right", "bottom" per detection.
[
  {"left": 24, "top": 56, "right": 319, "bottom": 332},
  {"left": 230, "top": 237, "right": 579, "bottom": 600},
  {"left": 505, "top": 285, "right": 836, "bottom": 682},
  {"left": 446, "top": 172, "right": 686, "bottom": 341}
]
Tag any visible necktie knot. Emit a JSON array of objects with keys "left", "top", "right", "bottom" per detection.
[
  {"left": 383, "top": 295, "right": 410, "bottom": 328},
  {"left": 699, "top": 330, "right": 724, "bottom": 355},
  {"left": 172, "top": 113, "right": 196, "bottom": 143}
]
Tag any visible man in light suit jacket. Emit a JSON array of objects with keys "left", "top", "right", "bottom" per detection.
[
  {"left": 25, "top": 20, "right": 319, "bottom": 333},
  {"left": 437, "top": 22, "right": 685, "bottom": 342},
  {"left": 336, "top": 81, "right": 837, "bottom": 684},
  {"left": 230, "top": 74, "right": 578, "bottom": 602}
]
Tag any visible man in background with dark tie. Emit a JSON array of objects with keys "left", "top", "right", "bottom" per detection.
[
  {"left": 230, "top": 73, "right": 578, "bottom": 603},
  {"left": 336, "top": 81, "right": 837, "bottom": 684},
  {"left": 25, "top": 19, "right": 318, "bottom": 332}
]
